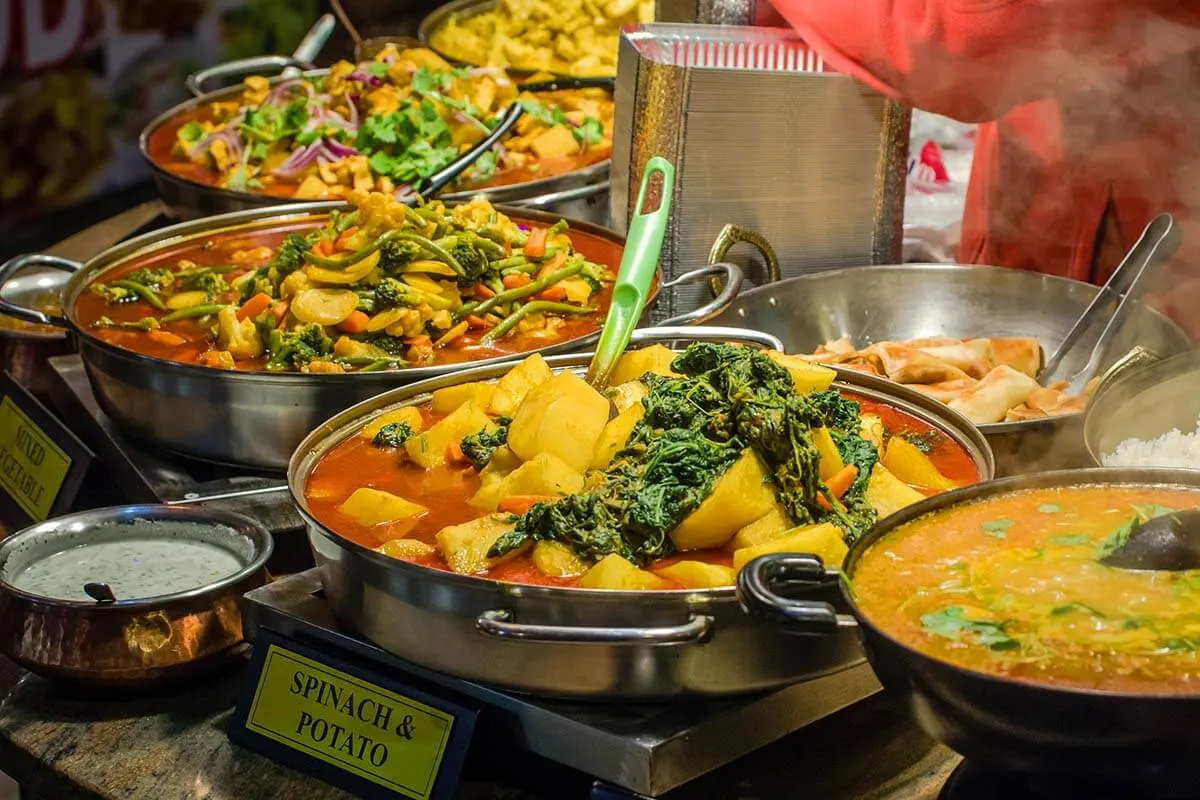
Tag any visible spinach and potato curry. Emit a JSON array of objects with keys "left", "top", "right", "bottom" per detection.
[
  {"left": 854, "top": 485, "right": 1200, "bottom": 693},
  {"left": 303, "top": 343, "right": 979, "bottom": 590},
  {"left": 74, "top": 191, "right": 617, "bottom": 372}
]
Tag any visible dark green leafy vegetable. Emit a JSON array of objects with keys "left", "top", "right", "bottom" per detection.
[
  {"left": 1097, "top": 504, "right": 1176, "bottom": 559},
  {"left": 1049, "top": 534, "right": 1092, "bottom": 546},
  {"left": 126, "top": 268, "right": 176, "bottom": 291},
  {"left": 981, "top": 518, "right": 1015, "bottom": 538},
  {"left": 1037, "top": 503, "right": 1061, "bottom": 514},
  {"left": 460, "top": 417, "right": 511, "bottom": 470},
  {"left": 268, "top": 233, "right": 311, "bottom": 276},
  {"left": 378, "top": 238, "right": 424, "bottom": 272},
  {"left": 920, "top": 607, "right": 1018, "bottom": 650},
  {"left": 372, "top": 422, "right": 414, "bottom": 449}
]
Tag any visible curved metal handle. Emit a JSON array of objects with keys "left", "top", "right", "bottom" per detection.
[
  {"left": 476, "top": 609, "right": 713, "bottom": 645},
  {"left": 657, "top": 263, "right": 744, "bottom": 326},
  {"left": 706, "top": 224, "right": 781, "bottom": 296},
  {"left": 0, "top": 254, "right": 80, "bottom": 327},
  {"left": 507, "top": 181, "right": 607, "bottom": 209},
  {"left": 736, "top": 554, "right": 856, "bottom": 635},
  {"left": 292, "top": 14, "right": 337, "bottom": 68},
  {"left": 629, "top": 325, "right": 783, "bottom": 351},
  {"left": 1089, "top": 346, "right": 1164, "bottom": 399},
  {"left": 186, "top": 55, "right": 312, "bottom": 97}
]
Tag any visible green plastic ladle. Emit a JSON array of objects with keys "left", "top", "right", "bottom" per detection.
[{"left": 585, "top": 156, "right": 675, "bottom": 389}]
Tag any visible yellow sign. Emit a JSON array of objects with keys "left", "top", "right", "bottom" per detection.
[
  {"left": 245, "top": 645, "right": 456, "bottom": 800},
  {"left": 0, "top": 397, "right": 71, "bottom": 521}
]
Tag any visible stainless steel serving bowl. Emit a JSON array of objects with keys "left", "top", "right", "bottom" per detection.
[
  {"left": 143, "top": 61, "right": 611, "bottom": 223},
  {"left": 0, "top": 202, "right": 740, "bottom": 469},
  {"left": 0, "top": 265, "right": 74, "bottom": 396},
  {"left": 0, "top": 504, "right": 272, "bottom": 686},
  {"left": 712, "top": 264, "right": 1192, "bottom": 476},
  {"left": 288, "top": 336, "right": 994, "bottom": 700}
]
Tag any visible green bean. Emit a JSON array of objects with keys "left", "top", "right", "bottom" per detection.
[
  {"left": 465, "top": 263, "right": 584, "bottom": 318},
  {"left": 490, "top": 255, "right": 529, "bottom": 269},
  {"left": 464, "top": 233, "right": 504, "bottom": 257},
  {"left": 483, "top": 302, "right": 594, "bottom": 344},
  {"left": 113, "top": 280, "right": 167, "bottom": 311},
  {"left": 334, "top": 355, "right": 404, "bottom": 368},
  {"left": 355, "top": 359, "right": 394, "bottom": 372},
  {"left": 161, "top": 303, "right": 227, "bottom": 323},
  {"left": 396, "top": 232, "right": 462, "bottom": 274},
  {"left": 402, "top": 206, "right": 428, "bottom": 228},
  {"left": 478, "top": 226, "right": 525, "bottom": 247},
  {"left": 500, "top": 261, "right": 538, "bottom": 275},
  {"left": 547, "top": 219, "right": 569, "bottom": 236},
  {"left": 303, "top": 230, "right": 401, "bottom": 269}
]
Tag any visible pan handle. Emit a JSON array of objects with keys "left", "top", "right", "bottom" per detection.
[
  {"left": 186, "top": 55, "right": 313, "bottom": 97},
  {"left": 736, "top": 554, "right": 856, "bottom": 635},
  {"left": 476, "top": 609, "right": 713, "bottom": 645},
  {"left": 506, "top": 181, "right": 607, "bottom": 210},
  {"left": 628, "top": 325, "right": 783, "bottom": 351},
  {"left": 656, "top": 263, "right": 744, "bottom": 326},
  {"left": 0, "top": 255, "right": 80, "bottom": 328},
  {"left": 706, "top": 224, "right": 781, "bottom": 296}
]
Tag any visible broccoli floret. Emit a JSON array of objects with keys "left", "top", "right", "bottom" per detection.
[
  {"left": 269, "top": 233, "right": 310, "bottom": 276},
  {"left": 265, "top": 323, "right": 332, "bottom": 371},
  {"left": 193, "top": 270, "right": 230, "bottom": 295},
  {"left": 451, "top": 241, "right": 489, "bottom": 285},
  {"left": 460, "top": 418, "right": 511, "bottom": 470},
  {"left": 91, "top": 283, "right": 138, "bottom": 305},
  {"left": 371, "top": 422, "right": 414, "bottom": 449},
  {"left": 374, "top": 277, "right": 413, "bottom": 310},
  {"left": 126, "top": 268, "right": 176, "bottom": 291},
  {"left": 236, "top": 268, "right": 275, "bottom": 303},
  {"left": 378, "top": 239, "right": 423, "bottom": 272},
  {"left": 363, "top": 334, "right": 408, "bottom": 356}
]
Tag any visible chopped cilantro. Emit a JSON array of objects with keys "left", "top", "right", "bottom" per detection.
[
  {"left": 366, "top": 62, "right": 389, "bottom": 78},
  {"left": 920, "top": 607, "right": 1017, "bottom": 650},
  {"left": 980, "top": 518, "right": 1015, "bottom": 538},
  {"left": 178, "top": 121, "right": 206, "bottom": 144},
  {"left": 1037, "top": 503, "right": 1061, "bottom": 514},
  {"left": 1048, "top": 534, "right": 1092, "bottom": 546},
  {"left": 573, "top": 117, "right": 605, "bottom": 147}
]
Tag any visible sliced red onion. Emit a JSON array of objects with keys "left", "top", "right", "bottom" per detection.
[
  {"left": 325, "top": 139, "right": 359, "bottom": 159},
  {"left": 494, "top": 142, "right": 508, "bottom": 167},
  {"left": 347, "top": 71, "right": 384, "bottom": 87},
  {"left": 344, "top": 101, "right": 359, "bottom": 128},
  {"left": 395, "top": 185, "right": 416, "bottom": 201},
  {"left": 266, "top": 79, "right": 314, "bottom": 106},
  {"left": 271, "top": 140, "right": 324, "bottom": 179},
  {"left": 190, "top": 127, "right": 243, "bottom": 164}
]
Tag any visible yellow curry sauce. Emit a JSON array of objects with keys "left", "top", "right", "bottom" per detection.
[
  {"left": 304, "top": 346, "right": 980, "bottom": 591},
  {"left": 854, "top": 485, "right": 1200, "bottom": 694}
]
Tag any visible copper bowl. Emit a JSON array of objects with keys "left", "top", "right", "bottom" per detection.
[{"left": 0, "top": 504, "right": 272, "bottom": 686}]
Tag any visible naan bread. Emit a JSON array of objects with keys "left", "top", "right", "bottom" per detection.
[
  {"left": 987, "top": 338, "right": 1042, "bottom": 377},
  {"left": 916, "top": 339, "right": 993, "bottom": 379},
  {"left": 948, "top": 365, "right": 1040, "bottom": 424},
  {"left": 869, "top": 343, "right": 968, "bottom": 384}
]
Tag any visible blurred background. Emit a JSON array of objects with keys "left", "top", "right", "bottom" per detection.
[{"left": 0, "top": 0, "right": 445, "bottom": 259}]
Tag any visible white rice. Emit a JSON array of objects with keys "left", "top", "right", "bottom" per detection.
[{"left": 1105, "top": 417, "right": 1200, "bottom": 468}]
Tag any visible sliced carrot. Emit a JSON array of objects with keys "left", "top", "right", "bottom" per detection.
[
  {"left": 236, "top": 292, "right": 273, "bottom": 321},
  {"left": 537, "top": 285, "right": 568, "bottom": 302},
  {"left": 502, "top": 272, "right": 531, "bottom": 289},
  {"left": 334, "top": 225, "right": 360, "bottom": 251},
  {"left": 337, "top": 310, "right": 370, "bottom": 334},
  {"left": 817, "top": 464, "right": 859, "bottom": 510},
  {"left": 523, "top": 227, "right": 547, "bottom": 258},
  {"left": 497, "top": 495, "right": 556, "bottom": 515},
  {"left": 445, "top": 441, "right": 468, "bottom": 466},
  {"left": 314, "top": 238, "right": 334, "bottom": 257},
  {"left": 271, "top": 300, "right": 289, "bottom": 322},
  {"left": 535, "top": 250, "right": 568, "bottom": 280},
  {"left": 405, "top": 334, "right": 432, "bottom": 347},
  {"left": 465, "top": 314, "right": 489, "bottom": 330},
  {"left": 147, "top": 330, "right": 187, "bottom": 347},
  {"left": 474, "top": 283, "right": 496, "bottom": 299}
]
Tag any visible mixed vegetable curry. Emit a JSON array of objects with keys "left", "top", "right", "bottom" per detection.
[
  {"left": 304, "top": 343, "right": 979, "bottom": 590},
  {"left": 854, "top": 485, "right": 1200, "bottom": 693},
  {"left": 75, "top": 191, "right": 617, "bottom": 372},
  {"left": 145, "top": 45, "right": 614, "bottom": 200}
]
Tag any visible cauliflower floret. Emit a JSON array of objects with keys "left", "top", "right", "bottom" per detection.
[
  {"left": 216, "top": 306, "right": 264, "bottom": 360},
  {"left": 280, "top": 270, "right": 312, "bottom": 300}
]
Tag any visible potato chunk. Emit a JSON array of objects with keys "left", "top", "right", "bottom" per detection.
[
  {"left": 859, "top": 414, "right": 884, "bottom": 450},
  {"left": 811, "top": 427, "right": 844, "bottom": 480},
  {"left": 767, "top": 351, "right": 837, "bottom": 394},
  {"left": 362, "top": 406, "right": 424, "bottom": 439},
  {"left": 489, "top": 354, "right": 553, "bottom": 417},
  {"left": 732, "top": 523, "right": 847, "bottom": 571},
  {"left": 532, "top": 541, "right": 586, "bottom": 578},
  {"left": 340, "top": 488, "right": 427, "bottom": 527},
  {"left": 375, "top": 538, "right": 436, "bottom": 560},
  {"left": 655, "top": 561, "right": 735, "bottom": 589},
  {"left": 579, "top": 554, "right": 664, "bottom": 590},
  {"left": 435, "top": 514, "right": 521, "bottom": 575},
  {"left": 508, "top": 372, "right": 609, "bottom": 472},
  {"left": 609, "top": 345, "right": 677, "bottom": 386},
  {"left": 882, "top": 437, "right": 958, "bottom": 491},
  {"left": 607, "top": 381, "right": 648, "bottom": 414},
  {"left": 670, "top": 450, "right": 778, "bottom": 550},
  {"left": 405, "top": 402, "right": 491, "bottom": 467},
  {"left": 590, "top": 404, "right": 644, "bottom": 469},
  {"left": 865, "top": 463, "right": 928, "bottom": 518},
  {"left": 470, "top": 452, "right": 583, "bottom": 510},
  {"left": 431, "top": 382, "right": 497, "bottom": 415},
  {"left": 729, "top": 504, "right": 793, "bottom": 550}
]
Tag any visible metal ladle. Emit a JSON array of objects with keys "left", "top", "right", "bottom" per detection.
[{"left": 1099, "top": 509, "right": 1200, "bottom": 571}]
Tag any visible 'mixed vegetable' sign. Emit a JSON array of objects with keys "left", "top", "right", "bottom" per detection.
[{"left": 229, "top": 629, "right": 477, "bottom": 800}]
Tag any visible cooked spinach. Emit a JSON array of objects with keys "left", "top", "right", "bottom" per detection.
[
  {"left": 460, "top": 418, "right": 511, "bottom": 470},
  {"left": 372, "top": 422, "right": 414, "bottom": 449}
]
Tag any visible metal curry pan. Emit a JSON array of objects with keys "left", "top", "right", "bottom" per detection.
[{"left": 0, "top": 201, "right": 740, "bottom": 470}]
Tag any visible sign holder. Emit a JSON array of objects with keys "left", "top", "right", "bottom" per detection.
[
  {"left": 229, "top": 628, "right": 478, "bottom": 800},
  {"left": 0, "top": 371, "right": 94, "bottom": 530}
]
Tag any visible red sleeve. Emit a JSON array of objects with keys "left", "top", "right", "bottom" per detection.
[{"left": 763, "top": 0, "right": 1133, "bottom": 123}]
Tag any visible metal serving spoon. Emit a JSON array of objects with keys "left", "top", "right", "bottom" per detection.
[
  {"left": 585, "top": 156, "right": 675, "bottom": 390},
  {"left": 1099, "top": 509, "right": 1200, "bottom": 571}
]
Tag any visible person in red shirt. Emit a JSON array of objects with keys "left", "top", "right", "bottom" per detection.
[{"left": 761, "top": 1, "right": 1200, "bottom": 338}]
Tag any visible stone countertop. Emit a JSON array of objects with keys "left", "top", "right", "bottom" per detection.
[{"left": 0, "top": 656, "right": 957, "bottom": 800}]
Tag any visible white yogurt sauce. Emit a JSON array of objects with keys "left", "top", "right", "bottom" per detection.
[{"left": 8, "top": 538, "right": 246, "bottom": 601}]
